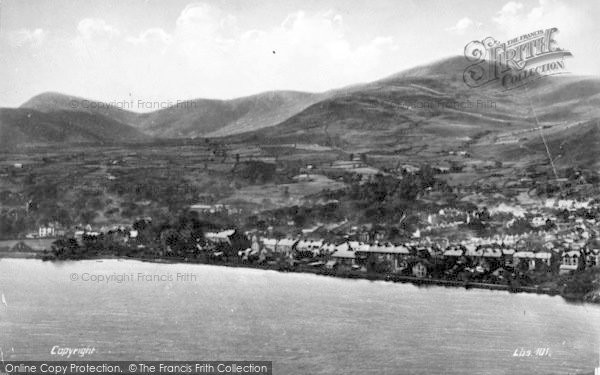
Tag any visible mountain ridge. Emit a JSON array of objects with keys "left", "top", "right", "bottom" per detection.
[{"left": 5, "top": 55, "right": 600, "bottom": 158}]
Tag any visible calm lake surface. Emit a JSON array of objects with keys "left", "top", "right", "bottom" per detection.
[{"left": 1, "top": 259, "right": 599, "bottom": 375}]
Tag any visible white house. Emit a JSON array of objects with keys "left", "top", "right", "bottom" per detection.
[
  {"left": 204, "top": 229, "right": 236, "bottom": 245},
  {"left": 275, "top": 238, "right": 298, "bottom": 254},
  {"left": 38, "top": 226, "right": 56, "bottom": 238},
  {"left": 261, "top": 238, "right": 278, "bottom": 252},
  {"left": 560, "top": 250, "right": 581, "bottom": 273}
]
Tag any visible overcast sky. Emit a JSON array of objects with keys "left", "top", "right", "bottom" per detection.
[{"left": 1, "top": 0, "right": 598, "bottom": 109}]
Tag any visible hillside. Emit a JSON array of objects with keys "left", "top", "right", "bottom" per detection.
[
  {"left": 136, "top": 90, "right": 324, "bottom": 138},
  {"left": 21, "top": 92, "right": 140, "bottom": 126},
  {"left": 18, "top": 90, "right": 326, "bottom": 140},
  {"left": 0, "top": 108, "right": 150, "bottom": 151},
  {"left": 228, "top": 56, "right": 600, "bottom": 165},
  {"left": 8, "top": 56, "right": 600, "bottom": 160}
]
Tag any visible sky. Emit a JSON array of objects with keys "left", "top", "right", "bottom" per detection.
[{"left": 1, "top": 0, "right": 599, "bottom": 109}]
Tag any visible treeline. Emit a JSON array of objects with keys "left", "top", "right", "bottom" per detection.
[{"left": 48, "top": 210, "right": 245, "bottom": 260}]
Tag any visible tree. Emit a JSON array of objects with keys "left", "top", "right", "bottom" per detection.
[
  {"left": 51, "top": 238, "right": 80, "bottom": 258},
  {"left": 80, "top": 210, "right": 97, "bottom": 224}
]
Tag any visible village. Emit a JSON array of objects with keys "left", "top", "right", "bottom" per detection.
[
  {"left": 2, "top": 189, "right": 598, "bottom": 302},
  {"left": 1, "top": 141, "right": 600, "bottom": 301}
]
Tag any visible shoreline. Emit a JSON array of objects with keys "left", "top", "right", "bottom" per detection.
[{"left": 3, "top": 252, "right": 589, "bottom": 303}]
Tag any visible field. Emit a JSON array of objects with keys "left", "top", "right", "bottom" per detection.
[
  {"left": 1, "top": 123, "right": 597, "bottom": 241},
  {"left": 0, "top": 139, "right": 352, "bottom": 236}
]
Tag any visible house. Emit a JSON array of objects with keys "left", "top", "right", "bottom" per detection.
[
  {"left": 433, "top": 165, "right": 451, "bottom": 174},
  {"left": 190, "top": 204, "right": 240, "bottom": 215},
  {"left": 358, "top": 232, "right": 370, "bottom": 243},
  {"left": 38, "top": 225, "right": 56, "bottom": 238},
  {"left": 443, "top": 247, "right": 464, "bottom": 257},
  {"left": 330, "top": 160, "right": 366, "bottom": 170},
  {"left": 560, "top": 250, "right": 581, "bottom": 273},
  {"left": 465, "top": 245, "right": 483, "bottom": 258},
  {"left": 531, "top": 217, "right": 547, "bottom": 228},
  {"left": 295, "top": 240, "right": 322, "bottom": 257},
  {"left": 513, "top": 251, "right": 537, "bottom": 269},
  {"left": 585, "top": 249, "right": 600, "bottom": 268},
  {"left": 250, "top": 235, "right": 261, "bottom": 252},
  {"left": 320, "top": 242, "right": 337, "bottom": 256},
  {"left": 330, "top": 243, "right": 356, "bottom": 268},
  {"left": 482, "top": 247, "right": 503, "bottom": 258},
  {"left": 261, "top": 238, "right": 278, "bottom": 252},
  {"left": 204, "top": 229, "right": 236, "bottom": 245},
  {"left": 275, "top": 238, "right": 298, "bottom": 254},
  {"left": 518, "top": 251, "right": 552, "bottom": 268},
  {"left": 190, "top": 204, "right": 212, "bottom": 212},
  {"left": 400, "top": 164, "right": 420, "bottom": 174},
  {"left": 412, "top": 261, "right": 429, "bottom": 278},
  {"left": 353, "top": 243, "right": 411, "bottom": 272},
  {"left": 501, "top": 248, "right": 516, "bottom": 267}
]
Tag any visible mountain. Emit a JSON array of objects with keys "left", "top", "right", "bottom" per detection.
[
  {"left": 20, "top": 92, "right": 140, "bottom": 126},
  {"left": 18, "top": 90, "right": 326, "bottom": 139},
  {"left": 228, "top": 56, "right": 600, "bottom": 165},
  {"left": 136, "top": 90, "right": 325, "bottom": 138},
  {"left": 8, "top": 56, "right": 600, "bottom": 161},
  {"left": 0, "top": 107, "right": 149, "bottom": 151}
]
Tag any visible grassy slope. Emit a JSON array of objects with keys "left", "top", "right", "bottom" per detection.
[
  {"left": 227, "top": 57, "right": 600, "bottom": 167},
  {"left": 0, "top": 108, "right": 150, "bottom": 151}
]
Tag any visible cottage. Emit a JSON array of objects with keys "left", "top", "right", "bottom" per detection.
[
  {"left": 412, "top": 261, "right": 429, "bottom": 278},
  {"left": 560, "top": 250, "right": 581, "bottom": 273}
]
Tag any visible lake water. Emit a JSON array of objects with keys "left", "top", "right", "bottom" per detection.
[{"left": 1, "top": 259, "right": 599, "bottom": 375}]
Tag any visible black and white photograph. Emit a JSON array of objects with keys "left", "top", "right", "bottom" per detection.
[{"left": 1, "top": 0, "right": 600, "bottom": 374}]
